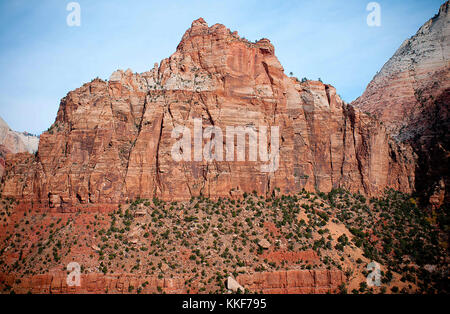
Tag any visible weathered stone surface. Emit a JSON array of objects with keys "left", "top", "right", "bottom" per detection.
[
  {"left": 0, "top": 269, "right": 344, "bottom": 294},
  {"left": 227, "top": 276, "right": 244, "bottom": 292},
  {"left": 0, "top": 273, "right": 190, "bottom": 294},
  {"left": 258, "top": 238, "right": 271, "bottom": 249},
  {"left": 353, "top": 2, "right": 450, "bottom": 205},
  {"left": 236, "top": 269, "right": 344, "bottom": 294},
  {"left": 1, "top": 18, "right": 414, "bottom": 208}
]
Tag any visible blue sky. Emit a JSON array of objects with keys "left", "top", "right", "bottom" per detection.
[{"left": 0, "top": 0, "right": 444, "bottom": 135}]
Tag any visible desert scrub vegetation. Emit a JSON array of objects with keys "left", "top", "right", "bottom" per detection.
[{"left": 0, "top": 188, "right": 447, "bottom": 294}]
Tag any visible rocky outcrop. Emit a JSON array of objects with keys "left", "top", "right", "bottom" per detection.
[
  {"left": 353, "top": 2, "right": 449, "bottom": 205},
  {"left": 0, "top": 18, "right": 414, "bottom": 208},
  {"left": 236, "top": 269, "right": 344, "bottom": 294},
  {"left": 227, "top": 276, "right": 244, "bottom": 293},
  {"left": 0, "top": 116, "right": 39, "bottom": 154},
  {"left": 0, "top": 273, "right": 189, "bottom": 294},
  {"left": 0, "top": 269, "right": 344, "bottom": 294}
]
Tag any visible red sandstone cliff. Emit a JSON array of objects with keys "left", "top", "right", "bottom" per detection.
[
  {"left": 0, "top": 269, "right": 344, "bottom": 294},
  {"left": 0, "top": 18, "right": 415, "bottom": 208},
  {"left": 353, "top": 1, "right": 449, "bottom": 205}
]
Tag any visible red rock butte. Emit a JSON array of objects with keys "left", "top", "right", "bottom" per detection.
[{"left": 1, "top": 18, "right": 415, "bottom": 211}]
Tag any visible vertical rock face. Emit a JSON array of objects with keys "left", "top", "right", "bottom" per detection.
[
  {"left": 1, "top": 18, "right": 414, "bottom": 208},
  {"left": 0, "top": 145, "right": 10, "bottom": 178},
  {"left": 353, "top": 2, "right": 449, "bottom": 205}
]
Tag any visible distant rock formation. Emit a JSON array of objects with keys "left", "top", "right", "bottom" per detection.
[
  {"left": 0, "top": 116, "right": 39, "bottom": 154},
  {"left": 0, "top": 116, "right": 39, "bottom": 178},
  {"left": 353, "top": 1, "right": 449, "bottom": 206}
]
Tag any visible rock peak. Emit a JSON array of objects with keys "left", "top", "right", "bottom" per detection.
[
  {"left": 191, "top": 17, "right": 208, "bottom": 27},
  {"left": 177, "top": 18, "right": 275, "bottom": 57}
]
